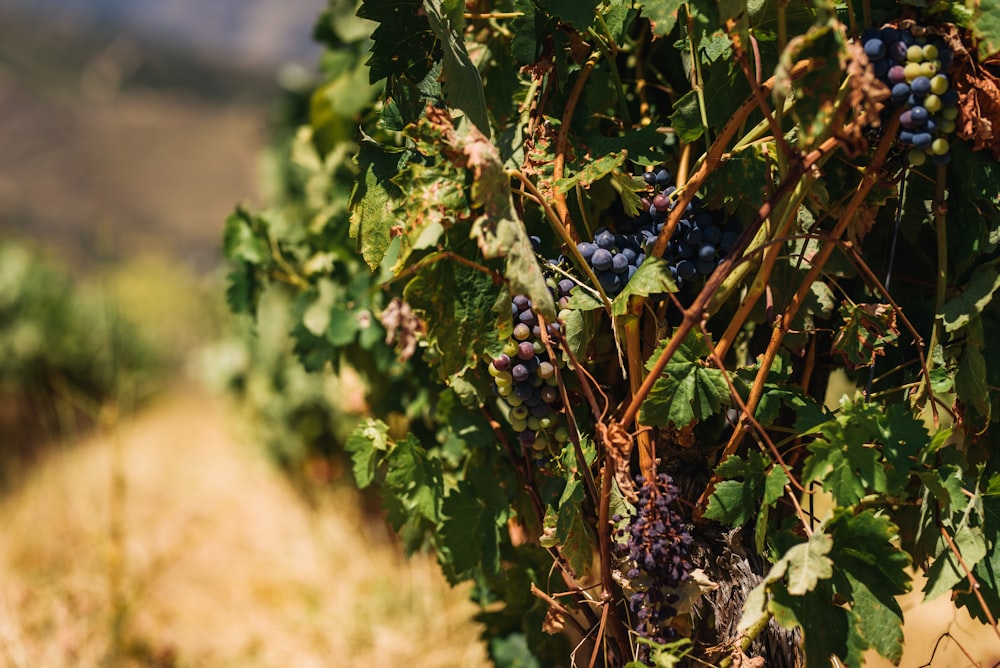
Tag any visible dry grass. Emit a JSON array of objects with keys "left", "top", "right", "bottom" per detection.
[{"left": 0, "top": 389, "right": 488, "bottom": 668}]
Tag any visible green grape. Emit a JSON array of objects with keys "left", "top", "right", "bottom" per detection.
[
  {"left": 930, "top": 74, "right": 949, "bottom": 95},
  {"left": 931, "top": 138, "right": 950, "bottom": 155},
  {"left": 908, "top": 148, "right": 927, "bottom": 166}
]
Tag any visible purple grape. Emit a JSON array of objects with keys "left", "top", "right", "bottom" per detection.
[
  {"left": 512, "top": 364, "right": 530, "bottom": 382},
  {"left": 592, "top": 248, "right": 613, "bottom": 271},
  {"left": 512, "top": 294, "right": 530, "bottom": 311},
  {"left": 864, "top": 38, "right": 886, "bottom": 60},
  {"left": 492, "top": 354, "right": 511, "bottom": 371},
  {"left": 888, "top": 65, "right": 906, "bottom": 84},
  {"left": 557, "top": 278, "right": 575, "bottom": 297},
  {"left": 698, "top": 244, "right": 717, "bottom": 261},
  {"left": 676, "top": 260, "right": 696, "bottom": 280},
  {"left": 910, "top": 106, "right": 929, "bottom": 123},
  {"left": 577, "top": 242, "right": 597, "bottom": 260},
  {"left": 912, "top": 132, "right": 932, "bottom": 150},
  {"left": 595, "top": 229, "right": 616, "bottom": 249},
  {"left": 517, "top": 341, "right": 535, "bottom": 360},
  {"left": 612, "top": 253, "right": 629, "bottom": 274},
  {"left": 911, "top": 76, "right": 931, "bottom": 96},
  {"left": 655, "top": 168, "right": 671, "bottom": 186}
]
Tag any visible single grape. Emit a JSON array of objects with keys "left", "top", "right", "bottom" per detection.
[
  {"left": 720, "top": 230, "right": 739, "bottom": 252},
  {"left": 696, "top": 259, "right": 715, "bottom": 276},
  {"left": 655, "top": 168, "right": 671, "bottom": 186},
  {"left": 702, "top": 225, "right": 722, "bottom": 245},
  {"left": 577, "top": 241, "right": 597, "bottom": 261},
  {"left": 592, "top": 248, "right": 613, "bottom": 271},
  {"left": 903, "top": 62, "right": 922, "bottom": 81},
  {"left": 924, "top": 94, "right": 941, "bottom": 113},
  {"left": 891, "top": 83, "right": 911, "bottom": 103},
  {"left": 557, "top": 278, "right": 575, "bottom": 297},
  {"left": 941, "top": 105, "right": 958, "bottom": 121},
  {"left": 911, "top": 76, "right": 931, "bottom": 96},
  {"left": 911, "top": 132, "right": 932, "bottom": 150},
  {"left": 698, "top": 244, "right": 717, "bottom": 261},
  {"left": 643, "top": 171, "right": 658, "bottom": 186},
  {"left": 512, "top": 364, "right": 530, "bottom": 382},
  {"left": 513, "top": 323, "right": 531, "bottom": 340},
  {"left": 908, "top": 148, "right": 927, "bottom": 166},
  {"left": 906, "top": 44, "right": 924, "bottom": 62},
  {"left": 612, "top": 253, "right": 630, "bottom": 274},
  {"left": 890, "top": 41, "right": 908, "bottom": 62},
  {"left": 676, "top": 260, "right": 697, "bottom": 280},
  {"left": 516, "top": 341, "right": 534, "bottom": 360},
  {"left": 930, "top": 137, "right": 950, "bottom": 155},
  {"left": 922, "top": 43, "right": 939, "bottom": 61},
  {"left": 492, "top": 353, "right": 511, "bottom": 371},
  {"left": 652, "top": 192, "right": 671, "bottom": 213},
  {"left": 930, "top": 74, "right": 949, "bottom": 95},
  {"left": 864, "top": 38, "right": 886, "bottom": 60},
  {"left": 899, "top": 130, "right": 915, "bottom": 144},
  {"left": 595, "top": 229, "right": 617, "bottom": 249},
  {"left": 888, "top": 65, "right": 906, "bottom": 84},
  {"left": 910, "top": 106, "right": 929, "bottom": 124}
]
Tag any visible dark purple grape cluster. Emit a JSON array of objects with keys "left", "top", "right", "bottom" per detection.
[
  {"left": 488, "top": 293, "right": 570, "bottom": 456},
  {"left": 613, "top": 473, "right": 693, "bottom": 659},
  {"left": 572, "top": 168, "right": 738, "bottom": 295},
  {"left": 636, "top": 169, "right": 739, "bottom": 287},
  {"left": 863, "top": 26, "right": 958, "bottom": 166}
]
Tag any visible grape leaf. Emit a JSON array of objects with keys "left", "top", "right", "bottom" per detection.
[
  {"left": 831, "top": 302, "right": 899, "bottom": 369},
  {"left": 638, "top": 0, "right": 686, "bottom": 37},
  {"left": 668, "top": 90, "right": 704, "bottom": 143},
  {"left": 345, "top": 418, "right": 391, "bottom": 488},
  {"left": 956, "top": 318, "right": 991, "bottom": 422},
  {"left": 610, "top": 257, "right": 676, "bottom": 316},
  {"left": 358, "top": 0, "right": 440, "bottom": 84},
  {"left": 640, "top": 331, "right": 730, "bottom": 428},
  {"left": 554, "top": 152, "right": 626, "bottom": 194},
  {"left": 586, "top": 125, "right": 666, "bottom": 165},
  {"left": 924, "top": 525, "right": 988, "bottom": 600},
  {"left": 969, "top": 0, "right": 1000, "bottom": 61},
  {"left": 769, "top": 582, "right": 861, "bottom": 668},
  {"left": 704, "top": 451, "right": 772, "bottom": 526},
  {"left": 538, "top": 0, "right": 601, "bottom": 30},
  {"left": 785, "top": 531, "right": 834, "bottom": 595},
  {"left": 847, "top": 574, "right": 903, "bottom": 664},
  {"left": 939, "top": 265, "right": 1000, "bottom": 333},
  {"left": 441, "top": 466, "right": 512, "bottom": 579},
  {"left": 423, "top": 0, "right": 491, "bottom": 136},
  {"left": 383, "top": 434, "right": 444, "bottom": 529},
  {"left": 404, "top": 257, "right": 505, "bottom": 381},
  {"left": 349, "top": 140, "right": 412, "bottom": 269},
  {"left": 552, "top": 480, "right": 595, "bottom": 578}
]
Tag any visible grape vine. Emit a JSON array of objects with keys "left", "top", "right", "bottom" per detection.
[{"left": 224, "top": 0, "right": 1000, "bottom": 665}]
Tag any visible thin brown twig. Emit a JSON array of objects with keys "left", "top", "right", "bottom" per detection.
[
  {"left": 939, "top": 524, "right": 1000, "bottom": 646},
  {"left": 552, "top": 48, "right": 602, "bottom": 235}
]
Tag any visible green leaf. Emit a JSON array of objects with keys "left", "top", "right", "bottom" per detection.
[
  {"left": 610, "top": 257, "right": 676, "bottom": 316},
  {"left": 345, "top": 418, "right": 391, "bottom": 488},
  {"left": 404, "top": 258, "right": 505, "bottom": 380},
  {"left": 831, "top": 302, "right": 900, "bottom": 369},
  {"left": 440, "top": 465, "right": 511, "bottom": 579},
  {"left": 924, "top": 525, "right": 988, "bottom": 600},
  {"left": 349, "top": 140, "right": 411, "bottom": 269},
  {"left": 668, "top": 90, "right": 704, "bottom": 143},
  {"left": 640, "top": 331, "right": 730, "bottom": 428},
  {"left": 784, "top": 531, "right": 834, "bottom": 595},
  {"left": 538, "top": 0, "right": 601, "bottom": 30},
  {"left": 638, "top": 0, "right": 686, "bottom": 36},
  {"left": 587, "top": 125, "right": 667, "bottom": 166},
  {"left": 223, "top": 208, "right": 270, "bottom": 265},
  {"left": 554, "top": 479, "right": 595, "bottom": 578},
  {"left": 358, "top": 0, "right": 440, "bottom": 84},
  {"left": 554, "top": 152, "right": 626, "bottom": 194},
  {"left": 940, "top": 265, "right": 1000, "bottom": 333},
  {"left": 423, "top": 0, "right": 491, "bottom": 136},
  {"left": 769, "top": 582, "right": 858, "bottom": 668},
  {"left": 827, "top": 509, "right": 911, "bottom": 610},
  {"left": 968, "top": 0, "right": 1000, "bottom": 60},
  {"left": 847, "top": 573, "right": 903, "bottom": 664},
  {"left": 383, "top": 435, "right": 444, "bottom": 530},
  {"left": 704, "top": 451, "right": 773, "bottom": 526}
]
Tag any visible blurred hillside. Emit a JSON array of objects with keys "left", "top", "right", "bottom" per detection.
[{"left": 0, "top": 5, "right": 313, "bottom": 271}]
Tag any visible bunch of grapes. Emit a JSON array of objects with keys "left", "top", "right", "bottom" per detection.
[
  {"left": 488, "top": 293, "right": 570, "bottom": 458},
  {"left": 572, "top": 168, "right": 739, "bottom": 296},
  {"left": 863, "top": 26, "right": 959, "bottom": 166},
  {"left": 613, "top": 473, "right": 694, "bottom": 661}
]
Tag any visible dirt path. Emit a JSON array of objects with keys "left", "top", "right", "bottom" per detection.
[{"left": 0, "top": 388, "right": 487, "bottom": 668}]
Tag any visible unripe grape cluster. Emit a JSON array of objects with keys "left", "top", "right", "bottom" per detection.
[
  {"left": 613, "top": 473, "right": 693, "bottom": 661},
  {"left": 573, "top": 168, "right": 739, "bottom": 296},
  {"left": 488, "top": 292, "right": 570, "bottom": 457},
  {"left": 863, "top": 26, "right": 958, "bottom": 166}
]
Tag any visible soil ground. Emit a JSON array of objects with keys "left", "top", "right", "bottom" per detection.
[{"left": 0, "top": 387, "right": 488, "bottom": 668}]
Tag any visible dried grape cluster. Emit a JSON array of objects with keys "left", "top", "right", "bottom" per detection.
[
  {"left": 864, "top": 26, "right": 958, "bottom": 165},
  {"left": 613, "top": 473, "right": 694, "bottom": 662},
  {"left": 573, "top": 168, "right": 739, "bottom": 295},
  {"left": 488, "top": 293, "right": 570, "bottom": 457}
]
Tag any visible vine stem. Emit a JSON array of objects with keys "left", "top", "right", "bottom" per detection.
[
  {"left": 715, "top": 113, "right": 907, "bottom": 464},
  {"left": 648, "top": 59, "right": 814, "bottom": 261},
  {"left": 922, "top": 164, "right": 949, "bottom": 422},
  {"left": 552, "top": 48, "right": 602, "bottom": 235},
  {"left": 939, "top": 524, "right": 1000, "bottom": 646},
  {"left": 620, "top": 115, "right": 843, "bottom": 432}
]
